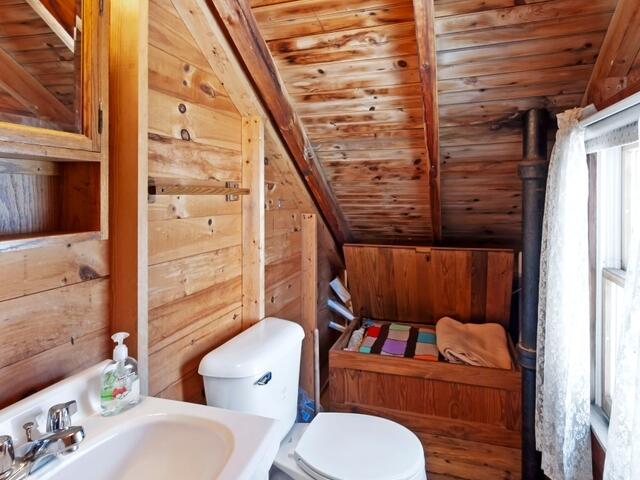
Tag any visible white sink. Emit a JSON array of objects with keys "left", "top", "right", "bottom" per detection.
[
  {"left": 0, "top": 363, "right": 279, "bottom": 480},
  {"left": 45, "top": 411, "right": 233, "bottom": 480}
]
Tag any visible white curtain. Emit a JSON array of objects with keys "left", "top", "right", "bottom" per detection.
[
  {"left": 535, "top": 108, "right": 593, "bottom": 479},
  {"left": 604, "top": 161, "right": 640, "bottom": 478}
]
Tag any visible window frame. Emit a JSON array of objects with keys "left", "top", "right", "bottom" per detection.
[{"left": 590, "top": 142, "right": 637, "bottom": 421}]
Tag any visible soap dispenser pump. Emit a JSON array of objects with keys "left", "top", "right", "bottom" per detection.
[{"left": 100, "top": 332, "right": 140, "bottom": 416}]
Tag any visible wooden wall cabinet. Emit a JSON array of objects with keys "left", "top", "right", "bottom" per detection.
[{"left": 0, "top": 0, "right": 109, "bottom": 251}]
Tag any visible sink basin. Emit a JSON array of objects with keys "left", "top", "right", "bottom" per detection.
[
  {"left": 46, "top": 414, "right": 232, "bottom": 480},
  {"left": 0, "top": 363, "right": 279, "bottom": 480}
]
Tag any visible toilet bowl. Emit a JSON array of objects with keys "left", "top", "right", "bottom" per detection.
[
  {"left": 199, "top": 318, "right": 427, "bottom": 480},
  {"left": 271, "top": 414, "right": 426, "bottom": 480}
]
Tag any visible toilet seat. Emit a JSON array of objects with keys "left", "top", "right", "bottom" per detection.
[{"left": 290, "top": 413, "right": 424, "bottom": 480}]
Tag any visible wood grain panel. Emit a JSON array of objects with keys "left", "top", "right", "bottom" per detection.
[
  {"left": 146, "top": 0, "right": 245, "bottom": 400},
  {"left": 0, "top": 231, "right": 109, "bottom": 409},
  {"left": 0, "top": 278, "right": 109, "bottom": 369},
  {"left": 0, "top": 328, "right": 109, "bottom": 408},
  {"left": 252, "top": 0, "right": 433, "bottom": 243},
  {"left": 250, "top": 0, "right": 617, "bottom": 246},
  {"left": 148, "top": 214, "right": 242, "bottom": 265},
  {"left": 0, "top": 173, "right": 60, "bottom": 235},
  {"left": 149, "top": 307, "right": 242, "bottom": 395},
  {"left": 148, "top": 244, "right": 242, "bottom": 310},
  {"left": 264, "top": 126, "right": 344, "bottom": 392},
  {"left": 344, "top": 244, "right": 514, "bottom": 326},
  {"left": 0, "top": 238, "right": 108, "bottom": 301}
]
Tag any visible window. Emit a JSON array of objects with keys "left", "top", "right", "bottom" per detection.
[{"left": 591, "top": 142, "right": 640, "bottom": 418}]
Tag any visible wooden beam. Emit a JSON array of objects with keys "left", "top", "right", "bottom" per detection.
[
  {"left": 0, "top": 45, "right": 75, "bottom": 126},
  {"left": 242, "top": 116, "right": 265, "bottom": 329},
  {"left": 206, "top": 0, "right": 352, "bottom": 245},
  {"left": 582, "top": 0, "right": 640, "bottom": 106},
  {"left": 301, "top": 213, "right": 318, "bottom": 399},
  {"left": 595, "top": 79, "right": 640, "bottom": 111},
  {"left": 109, "top": 0, "right": 149, "bottom": 393},
  {"left": 413, "top": 0, "right": 442, "bottom": 244}
]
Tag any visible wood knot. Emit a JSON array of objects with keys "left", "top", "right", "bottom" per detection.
[
  {"left": 79, "top": 265, "right": 99, "bottom": 281},
  {"left": 180, "top": 129, "right": 191, "bottom": 141},
  {"left": 200, "top": 83, "right": 215, "bottom": 97},
  {"left": 178, "top": 103, "right": 187, "bottom": 114}
]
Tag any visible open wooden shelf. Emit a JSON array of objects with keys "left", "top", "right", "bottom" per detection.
[{"left": 0, "top": 159, "right": 103, "bottom": 251}]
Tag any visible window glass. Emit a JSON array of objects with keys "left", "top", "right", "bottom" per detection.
[{"left": 592, "top": 141, "right": 639, "bottom": 418}]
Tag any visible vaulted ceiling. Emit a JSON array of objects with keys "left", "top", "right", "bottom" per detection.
[{"left": 244, "top": 0, "right": 618, "bottom": 246}]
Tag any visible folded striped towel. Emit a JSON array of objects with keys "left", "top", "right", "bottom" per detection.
[{"left": 357, "top": 322, "right": 438, "bottom": 361}]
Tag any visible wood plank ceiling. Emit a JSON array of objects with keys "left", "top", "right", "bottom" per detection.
[
  {"left": 251, "top": 0, "right": 434, "bottom": 244},
  {"left": 249, "top": 0, "right": 618, "bottom": 246}
]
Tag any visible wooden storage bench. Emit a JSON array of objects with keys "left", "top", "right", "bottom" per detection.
[{"left": 327, "top": 245, "right": 522, "bottom": 479}]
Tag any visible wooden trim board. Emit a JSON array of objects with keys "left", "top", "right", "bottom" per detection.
[
  {"left": 242, "top": 116, "right": 266, "bottom": 329},
  {"left": 109, "top": 0, "right": 149, "bottom": 392},
  {"left": 300, "top": 213, "right": 318, "bottom": 397}
]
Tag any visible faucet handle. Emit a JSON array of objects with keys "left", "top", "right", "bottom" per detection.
[
  {"left": 0, "top": 435, "right": 15, "bottom": 474},
  {"left": 47, "top": 400, "right": 78, "bottom": 433},
  {"left": 22, "top": 422, "right": 35, "bottom": 442}
]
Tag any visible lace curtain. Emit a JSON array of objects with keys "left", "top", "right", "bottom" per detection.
[
  {"left": 604, "top": 145, "right": 640, "bottom": 478},
  {"left": 535, "top": 108, "right": 593, "bottom": 479}
]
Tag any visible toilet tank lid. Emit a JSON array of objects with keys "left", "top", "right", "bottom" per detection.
[{"left": 198, "top": 317, "right": 305, "bottom": 378}]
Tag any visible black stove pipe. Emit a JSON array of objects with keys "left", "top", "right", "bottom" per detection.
[{"left": 518, "top": 108, "right": 549, "bottom": 480}]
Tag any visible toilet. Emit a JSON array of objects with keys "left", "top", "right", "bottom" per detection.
[{"left": 198, "top": 317, "right": 427, "bottom": 480}]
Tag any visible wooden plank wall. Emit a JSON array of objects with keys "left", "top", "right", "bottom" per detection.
[
  {"left": 146, "top": 0, "right": 344, "bottom": 403},
  {"left": 344, "top": 244, "right": 514, "bottom": 327},
  {"left": 0, "top": 233, "right": 110, "bottom": 408},
  {"left": 146, "top": 0, "right": 245, "bottom": 403},
  {"left": 264, "top": 131, "right": 344, "bottom": 394}
]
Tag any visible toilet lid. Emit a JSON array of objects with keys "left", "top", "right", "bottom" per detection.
[{"left": 294, "top": 413, "right": 424, "bottom": 480}]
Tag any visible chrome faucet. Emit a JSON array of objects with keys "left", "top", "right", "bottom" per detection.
[{"left": 0, "top": 401, "right": 84, "bottom": 480}]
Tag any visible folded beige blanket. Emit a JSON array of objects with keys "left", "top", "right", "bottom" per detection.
[{"left": 435, "top": 316, "right": 512, "bottom": 370}]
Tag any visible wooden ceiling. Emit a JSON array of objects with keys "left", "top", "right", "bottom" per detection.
[
  {"left": 248, "top": 0, "right": 619, "bottom": 246},
  {"left": 435, "top": 0, "right": 616, "bottom": 245},
  {"left": 251, "top": 0, "right": 434, "bottom": 244}
]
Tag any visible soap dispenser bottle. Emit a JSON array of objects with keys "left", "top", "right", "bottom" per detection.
[{"left": 100, "top": 332, "right": 140, "bottom": 416}]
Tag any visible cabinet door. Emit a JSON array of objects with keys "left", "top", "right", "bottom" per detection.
[{"left": 0, "top": 0, "right": 108, "bottom": 161}]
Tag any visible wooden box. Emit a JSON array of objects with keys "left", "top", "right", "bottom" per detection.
[
  {"left": 329, "top": 319, "right": 522, "bottom": 479},
  {"left": 328, "top": 244, "right": 522, "bottom": 479}
]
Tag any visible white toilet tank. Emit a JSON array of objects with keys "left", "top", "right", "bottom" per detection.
[{"left": 198, "top": 317, "right": 304, "bottom": 440}]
